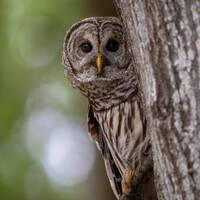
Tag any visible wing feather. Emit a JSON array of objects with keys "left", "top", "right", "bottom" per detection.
[{"left": 87, "top": 105, "right": 122, "bottom": 199}]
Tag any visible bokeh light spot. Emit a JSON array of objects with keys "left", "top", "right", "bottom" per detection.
[
  {"left": 42, "top": 122, "right": 95, "bottom": 186},
  {"left": 25, "top": 108, "right": 95, "bottom": 187}
]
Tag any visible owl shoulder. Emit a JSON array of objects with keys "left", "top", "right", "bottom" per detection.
[{"left": 87, "top": 105, "right": 104, "bottom": 152}]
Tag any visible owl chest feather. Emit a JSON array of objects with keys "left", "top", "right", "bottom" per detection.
[{"left": 94, "top": 96, "right": 144, "bottom": 175}]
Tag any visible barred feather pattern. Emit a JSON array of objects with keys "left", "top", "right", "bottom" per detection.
[
  {"left": 84, "top": 68, "right": 154, "bottom": 199},
  {"left": 94, "top": 97, "right": 144, "bottom": 173},
  {"left": 62, "top": 17, "right": 156, "bottom": 200},
  {"left": 89, "top": 95, "right": 154, "bottom": 199}
]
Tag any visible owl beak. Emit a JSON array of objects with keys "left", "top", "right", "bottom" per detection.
[{"left": 96, "top": 53, "right": 104, "bottom": 73}]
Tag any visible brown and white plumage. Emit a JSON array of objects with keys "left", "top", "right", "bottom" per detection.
[{"left": 62, "top": 17, "right": 156, "bottom": 200}]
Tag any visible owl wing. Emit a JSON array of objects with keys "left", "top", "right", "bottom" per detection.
[{"left": 87, "top": 105, "right": 122, "bottom": 199}]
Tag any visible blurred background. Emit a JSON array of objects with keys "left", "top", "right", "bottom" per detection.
[{"left": 0, "top": 0, "right": 116, "bottom": 199}]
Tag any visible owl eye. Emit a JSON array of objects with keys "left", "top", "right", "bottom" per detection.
[
  {"left": 106, "top": 39, "right": 119, "bottom": 52},
  {"left": 80, "top": 42, "right": 93, "bottom": 53}
]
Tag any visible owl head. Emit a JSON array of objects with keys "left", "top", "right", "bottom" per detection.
[{"left": 62, "top": 17, "right": 132, "bottom": 90}]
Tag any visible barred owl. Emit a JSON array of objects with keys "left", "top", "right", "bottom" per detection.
[{"left": 62, "top": 17, "right": 156, "bottom": 200}]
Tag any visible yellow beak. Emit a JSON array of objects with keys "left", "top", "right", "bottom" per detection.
[{"left": 96, "top": 53, "right": 104, "bottom": 73}]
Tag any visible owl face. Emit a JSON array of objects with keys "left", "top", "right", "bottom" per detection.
[{"left": 63, "top": 17, "right": 130, "bottom": 86}]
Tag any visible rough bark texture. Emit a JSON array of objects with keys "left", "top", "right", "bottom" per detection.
[{"left": 114, "top": 0, "right": 200, "bottom": 200}]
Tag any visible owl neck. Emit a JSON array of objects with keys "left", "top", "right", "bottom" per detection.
[{"left": 80, "top": 74, "right": 138, "bottom": 111}]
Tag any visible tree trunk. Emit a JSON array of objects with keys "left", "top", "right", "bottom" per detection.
[{"left": 114, "top": 0, "right": 200, "bottom": 200}]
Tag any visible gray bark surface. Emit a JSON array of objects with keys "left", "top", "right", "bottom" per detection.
[{"left": 114, "top": 1, "right": 200, "bottom": 200}]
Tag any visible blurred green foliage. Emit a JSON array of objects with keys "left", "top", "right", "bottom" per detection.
[
  {"left": 0, "top": 0, "right": 86, "bottom": 139},
  {"left": 0, "top": 0, "right": 116, "bottom": 199}
]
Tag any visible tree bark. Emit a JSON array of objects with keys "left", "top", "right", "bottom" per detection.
[{"left": 114, "top": 0, "right": 200, "bottom": 200}]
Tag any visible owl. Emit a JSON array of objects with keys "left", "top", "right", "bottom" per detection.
[{"left": 62, "top": 17, "right": 156, "bottom": 200}]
